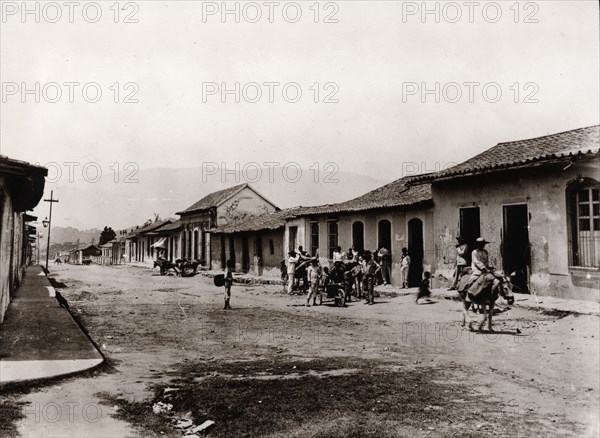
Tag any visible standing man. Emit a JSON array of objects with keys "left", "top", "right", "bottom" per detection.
[
  {"left": 362, "top": 251, "right": 381, "bottom": 305},
  {"left": 224, "top": 259, "right": 233, "bottom": 310},
  {"left": 306, "top": 259, "right": 321, "bottom": 306},
  {"left": 449, "top": 236, "right": 469, "bottom": 290},
  {"left": 400, "top": 247, "right": 410, "bottom": 288},
  {"left": 378, "top": 247, "right": 391, "bottom": 285},
  {"left": 287, "top": 250, "right": 300, "bottom": 294}
]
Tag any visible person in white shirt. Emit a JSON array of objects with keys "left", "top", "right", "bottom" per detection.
[{"left": 287, "top": 250, "right": 300, "bottom": 294}]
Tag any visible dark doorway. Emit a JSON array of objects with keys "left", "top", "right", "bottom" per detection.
[
  {"left": 352, "top": 221, "right": 365, "bottom": 252},
  {"left": 460, "top": 207, "right": 481, "bottom": 249},
  {"left": 242, "top": 235, "right": 250, "bottom": 273},
  {"left": 220, "top": 236, "right": 226, "bottom": 269},
  {"left": 377, "top": 220, "right": 392, "bottom": 250},
  {"left": 193, "top": 230, "right": 199, "bottom": 260},
  {"left": 288, "top": 226, "right": 298, "bottom": 252},
  {"left": 229, "top": 236, "right": 235, "bottom": 269},
  {"left": 502, "top": 204, "right": 530, "bottom": 293},
  {"left": 408, "top": 218, "right": 424, "bottom": 287}
]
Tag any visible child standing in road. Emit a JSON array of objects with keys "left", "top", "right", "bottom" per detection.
[
  {"left": 224, "top": 259, "right": 233, "bottom": 310},
  {"left": 306, "top": 259, "right": 321, "bottom": 306}
]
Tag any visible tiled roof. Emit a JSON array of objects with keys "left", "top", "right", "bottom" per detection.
[
  {"left": 411, "top": 125, "right": 600, "bottom": 182},
  {"left": 294, "top": 177, "right": 432, "bottom": 216},
  {"left": 127, "top": 219, "right": 172, "bottom": 237},
  {"left": 157, "top": 219, "right": 182, "bottom": 232},
  {"left": 176, "top": 183, "right": 249, "bottom": 215},
  {"left": 210, "top": 208, "right": 304, "bottom": 234}
]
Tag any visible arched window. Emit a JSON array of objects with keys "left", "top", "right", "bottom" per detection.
[{"left": 567, "top": 178, "right": 600, "bottom": 267}]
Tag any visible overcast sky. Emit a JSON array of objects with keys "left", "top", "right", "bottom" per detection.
[{"left": 1, "top": 1, "right": 599, "bottom": 228}]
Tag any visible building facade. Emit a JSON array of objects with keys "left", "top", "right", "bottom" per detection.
[
  {"left": 0, "top": 156, "right": 47, "bottom": 322},
  {"left": 176, "top": 184, "right": 278, "bottom": 267},
  {"left": 413, "top": 125, "right": 600, "bottom": 301}
]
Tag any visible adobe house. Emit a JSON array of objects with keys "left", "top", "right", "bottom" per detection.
[
  {"left": 0, "top": 156, "right": 47, "bottom": 323},
  {"left": 412, "top": 125, "right": 599, "bottom": 301},
  {"left": 284, "top": 177, "right": 434, "bottom": 287},
  {"left": 176, "top": 184, "right": 278, "bottom": 267},
  {"left": 124, "top": 219, "right": 172, "bottom": 263},
  {"left": 208, "top": 208, "right": 302, "bottom": 276}
]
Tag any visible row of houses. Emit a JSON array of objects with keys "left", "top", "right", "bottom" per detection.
[
  {"left": 111, "top": 125, "right": 599, "bottom": 301},
  {"left": 0, "top": 156, "right": 48, "bottom": 323}
]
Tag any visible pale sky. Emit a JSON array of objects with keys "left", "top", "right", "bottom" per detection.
[{"left": 1, "top": 1, "right": 599, "bottom": 228}]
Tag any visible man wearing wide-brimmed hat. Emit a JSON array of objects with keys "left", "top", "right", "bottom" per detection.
[
  {"left": 287, "top": 250, "right": 300, "bottom": 294},
  {"left": 449, "top": 235, "right": 469, "bottom": 290},
  {"left": 467, "top": 237, "right": 498, "bottom": 297}
]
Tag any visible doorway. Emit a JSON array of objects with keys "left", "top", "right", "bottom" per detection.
[
  {"left": 377, "top": 220, "right": 392, "bottom": 250},
  {"left": 459, "top": 207, "right": 481, "bottom": 249},
  {"left": 502, "top": 204, "right": 530, "bottom": 293},
  {"left": 352, "top": 221, "right": 365, "bottom": 252},
  {"left": 288, "top": 226, "right": 298, "bottom": 252},
  {"left": 242, "top": 235, "right": 250, "bottom": 273},
  {"left": 408, "top": 218, "right": 424, "bottom": 287}
]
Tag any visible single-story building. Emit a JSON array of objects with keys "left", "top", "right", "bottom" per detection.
[
  {"left": 411, "top": 124, "right": 599, "bottom": 301},
  {"left": 125, "top": 219, "right": 172, "bottom": 264},
  {"left": 68, "top": 244, "right": 102, "bottom": 265},
  {"left": 0, "top": 156, "right": 47, "bottom": 322},
  {"left": 283, "top": 177, "right": 434, "bottom": 287},
  {"left": 176, "top": 183, "right": 279, "bottom": 267},
  {"left": 209, "top": 208, "right": 303, "bottom": 277}
]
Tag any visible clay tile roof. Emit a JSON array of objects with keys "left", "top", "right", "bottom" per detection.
[
  {"left": 176, "top": 183, "right": 249, "bottom": 215},
  {"left": 128, "top": 219, "right": 172, "bottom": 237},
  {"left": 210, "top": 208, "right": 305, "bottom": 234},
  {"left": 158, "top": 219, "right": 182, "bottom": 232},
  {"left": 412, "top": 125, "right": 600, "bottom": 183},
  {"left": 293, "top": 177, "right": 432, "bottom": 216}
]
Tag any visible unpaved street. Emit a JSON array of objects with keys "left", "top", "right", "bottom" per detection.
[{"left": 2, "top": 264, "right": 599, "bottom": 437}]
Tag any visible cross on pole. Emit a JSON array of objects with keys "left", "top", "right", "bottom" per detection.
[{"left": 44, "top": 190, "right": 59, "bottom": 271}]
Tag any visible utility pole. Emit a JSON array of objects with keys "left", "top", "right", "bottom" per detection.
[{"left": 44, "top": 190, "right": 59, "bottom": 271}]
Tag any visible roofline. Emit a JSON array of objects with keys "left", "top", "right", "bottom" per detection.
[
  {"left": 288, "top": 198, "right": 434, "bottom": 218},
  {"left": 413, "top": 148, "right": 599, "bottom": 184},
  {"left": 176, "top": 183, "right": 279, "bottom": 215}
]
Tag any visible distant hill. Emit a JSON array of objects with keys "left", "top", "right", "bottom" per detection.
[
  {"left": 35, "top": 166, "right": 390, "bottom": 230},
  {"left": 50, "top": 227, "right": 102, "bottom": 245}
]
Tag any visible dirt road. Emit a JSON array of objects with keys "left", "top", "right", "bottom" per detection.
[{"left": 2, "top": 264, "right": 598, "bottom": 437}]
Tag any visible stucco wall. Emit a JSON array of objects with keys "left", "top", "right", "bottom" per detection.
[
  {"left": 0, "top": 175, "right": 27, "bottom": 323},
  {"left": 216, "top": 187, "right": 277, "bottom": 227},
  {"left": 283, "top": 207, "right": 435, "bottom": 287},
  {"left": 431, "top": 159, "right": 600, "bottom": 301}
]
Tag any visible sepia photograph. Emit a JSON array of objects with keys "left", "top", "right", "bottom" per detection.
[{"left": 0, "top": 1, "right": 599, "bottom": 437}]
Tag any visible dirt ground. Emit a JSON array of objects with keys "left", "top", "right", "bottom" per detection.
[{"left": 1, "top": 264, "right": 599, "bottom": 437}]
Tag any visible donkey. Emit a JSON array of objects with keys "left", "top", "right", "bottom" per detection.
[{"left": 459, "top": 273, "right": 514, "bottom": 332}]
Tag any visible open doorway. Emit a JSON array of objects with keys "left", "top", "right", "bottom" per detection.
[
  {"left": 241, "top": 235, "right": 250, "bottom": 273},
  {"left": 353, "top": 221, "right": 365, "bottom": 252},
  {"left": 502, "top": 204, "right": 530, "bottom": 293},
  {"left": 408, "top": 218, "right": 424, "bottom": 287},
  {"left": 288, "top": 226, "right": 298, "bottom": 252}
]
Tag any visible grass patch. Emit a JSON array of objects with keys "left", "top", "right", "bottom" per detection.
[
  {"left": 0, "top": 397, "right": 28, "bottom": 438},
  {"left": 100, "top": 357, "right": 537, "bottom": 437}
]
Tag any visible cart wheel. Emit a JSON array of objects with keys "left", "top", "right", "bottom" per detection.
[{"left": 337, "top": 289, "right": 346, "bottom": 307}]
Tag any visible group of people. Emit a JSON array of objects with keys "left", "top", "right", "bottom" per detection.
[
  {"left": 218, "top": 235, "right": 502, "bottom": 310},
  {"left": 283, "top": 245, "right": 418, "bottom": 306}
]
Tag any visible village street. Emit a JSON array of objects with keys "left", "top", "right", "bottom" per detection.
[{"left": 2, "top": 264, "right": 599, "bottom": 438}]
